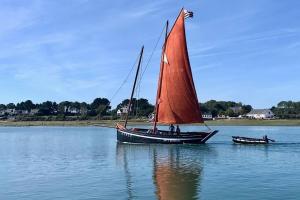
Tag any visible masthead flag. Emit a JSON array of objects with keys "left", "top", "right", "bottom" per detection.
[{"left": 183, "top": 9, "right": 193, "bottom": 19}]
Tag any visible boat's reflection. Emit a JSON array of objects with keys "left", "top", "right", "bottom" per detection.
[
  {"left": 116, "top": 143, "right": 216, "bottom": 200},
  {"left": 153, "top": 147, "right": 202, "bottom": 200}
]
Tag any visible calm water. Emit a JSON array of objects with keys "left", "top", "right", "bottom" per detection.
[{"left": 0, "top": 126, "right": 300, "bottom": 200}]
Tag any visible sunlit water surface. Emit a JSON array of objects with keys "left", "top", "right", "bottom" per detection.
[{"left": 0, "top": 126, "right": 299, "bottom": 200}]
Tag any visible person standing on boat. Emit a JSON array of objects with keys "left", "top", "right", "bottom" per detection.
[
  {"left": 169, "top": 124, "right": 175, "bottom": 134},
  {"left": 263, "top": 135, "right": 268, "bottom": 142},
  {"left": 176, "top": 125, "right": 181, "bottom": 135}
]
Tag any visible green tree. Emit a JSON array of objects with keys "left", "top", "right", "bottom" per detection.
[
  {"left": 38, "top": 101, "right": 55, "bottom": 115},
  {"left": 225, "top": 109, "right": 237, "bottom": 117},
  {"left": 241, "top": 105, "right": 252, "bottom": 115},
  {"left": 133, "top": 98, "right": 154, "bottom": 117},
  {"left": 116, "top": 98, "right": 154, "bottom": 118},
  {"left": 58, "top": 101, "right": 71, "bottom": 114},
  {"left": 272, "top": 101, "right": 300, "bottom": 119},
  {"left": 23, "top": 100, "right": 35, "bottom": 111},
  {"left": 90, "top": 98, "right": 111, "bottom": 116},
  {"left": 0, "top": 104, "right": 7, "bottom": 110},
  {"left": 6, "top": 103, "right": 16, "bottom": 109}
]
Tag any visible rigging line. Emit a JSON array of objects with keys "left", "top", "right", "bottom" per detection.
[
  {"left": 204, "top": 122, "right": 211, "bottom": 131},
  {"left": 95, "top": 52, "right": 140, "bottom": 118},
  {"left": 108, "top": 53, "right": 140, "bottom": 104},
  {"left": 139, "top": 23, "right": 166, "bottom": 83},
  {"left": 103, "top": 25, "right": 164, "bottom": 117}
]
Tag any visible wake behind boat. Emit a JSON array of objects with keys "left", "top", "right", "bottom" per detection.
[{"left": 116, "top": 9, "right": 218, "bottom": 144}]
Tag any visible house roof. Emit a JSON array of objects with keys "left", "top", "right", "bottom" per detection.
[{"left": 247, "top": 109, "right": 273, "bottom": 115}]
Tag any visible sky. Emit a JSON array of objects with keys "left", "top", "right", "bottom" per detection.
[{"left": 0, "top": 0, "right": 299, "bottom": 108}]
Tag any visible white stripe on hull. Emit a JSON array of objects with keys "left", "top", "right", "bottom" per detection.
[
  {"left": 118, "top": 129, "right": 206, "bottom": 142},
  {"left": 233, "top": 139, "right": 266, "bottom": 144}
]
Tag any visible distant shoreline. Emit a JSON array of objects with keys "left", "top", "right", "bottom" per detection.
[{"left": 0, "top": 119, "right": 300, "bottom": 127}]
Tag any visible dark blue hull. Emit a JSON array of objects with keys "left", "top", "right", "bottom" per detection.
[
  {"left": 117, "top": 128, "right": 218, "bottom": 144},
  {"left": 232, "top": 136, "right": 270, "bottom": 144}
]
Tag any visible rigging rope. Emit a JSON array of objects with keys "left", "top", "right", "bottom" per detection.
[
  {"left": 108, "top": 53, "right": 140, "bottom": 104},
  {"left": 130, "top": 24, "right": 166, "bottom": 119},
  {"left": 97, "top": 24, "right": 166, "bottom": 119},
  {"left": 204, "top": 122, "right": 211, "bottom": 130},
  {"left": 139, "top": 24, "right": 166, "bottom": 83},
  {"left": 95, "top": 53, "right": 140, "bottom": 119}
]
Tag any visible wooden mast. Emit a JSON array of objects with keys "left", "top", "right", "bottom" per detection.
[
  {"left": 153, "top": 21, "right": 169, "bottom": 131},
  {"left": 124, "top": 46, "right": 144, "bottom": 128}
]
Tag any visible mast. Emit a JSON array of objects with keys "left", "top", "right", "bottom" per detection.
[
  {"left": 153, "top": 21, "right": 169, "bottom": 131},
  {"left": 124, "top": 46, "right": 144, "bottom": 128}
]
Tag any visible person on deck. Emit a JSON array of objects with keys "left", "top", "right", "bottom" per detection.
[
  {"left": 263, "top": 135, "right": 268, "bottom": 142},
  {"left": 176, "top": 125, "right": 180, "bottom": 135},
  {"left": 169, "top": 124, "right": 175, "bottom": 134}
]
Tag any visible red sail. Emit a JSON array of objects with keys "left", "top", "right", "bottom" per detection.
[
  {"left": 155, "top": 163, "right": 200, "bottom": 200},
  {"left": 156, "top": 11, "right": 203, "bottom": 124}
]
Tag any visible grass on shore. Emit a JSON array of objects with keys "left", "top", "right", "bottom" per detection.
[{"left": 0, "top": 119, "right": 300, "bottom": 127}]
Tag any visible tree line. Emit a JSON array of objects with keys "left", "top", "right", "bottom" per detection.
[
  {"left": 271, "top": 101, "right": 300, "bottom": 119},
  {"left": 0, "top": 98, "right": 154, "bottom": 121},
  {"left": 0, "top": 98, "right": 110, "bottom": 115},
  {"left": 200, "top": 100, "right": 252, "bottom": 117},
  {"left": 0, "top": 98, "right": 299, "bottom": 120}
]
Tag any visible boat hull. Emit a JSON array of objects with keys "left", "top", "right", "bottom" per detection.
[
  {"left": 232, "top": 136, "right": 268, "bottom": 144},
  {"left": 117, "top": 128, "right": 218, "bottom": 144}
]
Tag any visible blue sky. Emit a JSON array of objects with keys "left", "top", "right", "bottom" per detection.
[{"left": 0, "top": 0, "right": 299, "bottom": 108}]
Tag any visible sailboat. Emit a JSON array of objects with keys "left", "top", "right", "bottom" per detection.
[{"left": 116, "top": 9, "right": 218, "bottom": 144}]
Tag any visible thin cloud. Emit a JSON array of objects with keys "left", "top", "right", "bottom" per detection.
[
  {"left": 0, "top": 1, "right": 41, "bottom": 34},
  {"left": 193, "top": 63, "right": 220, "bottom": 72},
  {"left": 190, "top": 28, "right": 300, "bottom": 58}
]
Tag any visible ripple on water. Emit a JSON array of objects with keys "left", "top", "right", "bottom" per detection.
[{"left": 0, "top": 126, "right": 300, "bottom": 200}]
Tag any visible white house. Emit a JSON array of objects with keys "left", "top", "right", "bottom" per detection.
[
  {"left": 30, "top": 109, "right": 39, "bottom": 115},
  {"left": 69, "top": 107, "right": 80, "bottom": 114},
  {"left": 0, "top": 110, "right": 5, "bottom": 116},
  {"left": 117, "top": 109, "right": 122, "bottom": 116},
  {"left": 4, "top": 109, "right": 16, "bottom": 115},
  {"left": 202, "top": 113, "right": 213, "bottom": 120},
  {"left": 246, "top": 109, "right": 275, "bottom": 119},
  {"left": 16, "top": 110, "right": 29, "bottom": 115},
  {"left": 117, "top": 106, "right": 130, "bottom": 117},
  {"left": 216, "top": 115, "right": 227, "bottom": 119}
]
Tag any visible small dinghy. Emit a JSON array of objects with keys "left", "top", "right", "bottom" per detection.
[{"left": 232, "top": 135, "right": 275, "bottom": 144}]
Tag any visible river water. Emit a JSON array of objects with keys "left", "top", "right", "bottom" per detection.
[{"left": 0, "top": 126, "right": 299, "bottom": 200}]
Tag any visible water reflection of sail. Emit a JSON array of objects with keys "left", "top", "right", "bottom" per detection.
[
  {"left": 153, "top": 148, "right": 202, "bottom": 200},
  {"left": 116, "top": 144, "right": 209, "bottom": 200}
]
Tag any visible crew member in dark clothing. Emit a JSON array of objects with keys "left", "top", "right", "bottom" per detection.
[
  {"left": 169, "top": 124, "right": 175, "bottom": 133},
  {"left": 176, "top": 125, "right": 180, "bottom": 135},
  {"left": 263, "top": 135, "right": 268, "bottom": 142}
]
